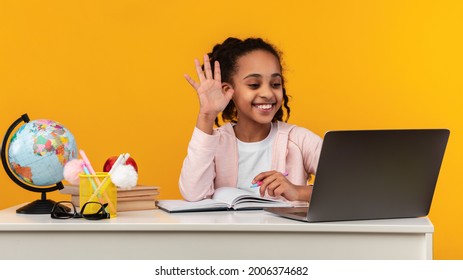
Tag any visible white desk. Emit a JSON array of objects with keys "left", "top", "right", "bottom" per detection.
[{"left": 0, "top": 205, "right": 433, "bottom": 259}]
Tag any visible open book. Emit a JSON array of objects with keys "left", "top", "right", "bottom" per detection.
[{"left": 156, "top": 187, "right": 293, "bottom": 213}]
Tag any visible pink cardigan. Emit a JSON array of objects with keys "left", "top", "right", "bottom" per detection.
[{"left": 179, "top": 121, "right": 323, "bottom": 201}]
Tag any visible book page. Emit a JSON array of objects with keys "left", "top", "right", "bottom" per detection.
[
  {"left": 156, "top": 199, "right": 229, "bottom": 212},
  {"left": 212, "top": 187, "right": 292, "bottom": 209},
  {"left": 212, "top": 187, "right": 257, "bottom": 205}
]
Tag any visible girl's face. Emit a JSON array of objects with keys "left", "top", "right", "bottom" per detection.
[{"left": 229, "top": 50, "right": 283, "bottom": 126}]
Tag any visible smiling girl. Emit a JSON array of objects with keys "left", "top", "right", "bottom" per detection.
[{"left": 180, "top": 37, "right": 322, "bottom": 202}]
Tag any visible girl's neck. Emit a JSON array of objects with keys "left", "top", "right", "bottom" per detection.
[{"left": 233, "top": 121, "right": 272, "bottom": 142}]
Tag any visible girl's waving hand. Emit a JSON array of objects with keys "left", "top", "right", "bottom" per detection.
[{"left": 184, "top": 55, "right": 234, "bottom": 134}]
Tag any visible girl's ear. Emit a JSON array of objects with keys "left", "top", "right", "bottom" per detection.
[{"left": 222, "top": 82, "right": 234, "bottom": 96}]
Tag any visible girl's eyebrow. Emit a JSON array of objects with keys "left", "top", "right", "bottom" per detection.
[
  {"left": 243, "top": 73, "right": 262, "bottom": 80},
  {"left": 243, "top": 73, "right": 282, "bottom": 80}
]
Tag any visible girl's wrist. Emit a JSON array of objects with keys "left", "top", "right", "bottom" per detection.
[
  {"left": 297, "top": 185, "right": 312, "bottom": 201},
  {"left": 196, "top": 113, "right": 217, "bottom": 135},
  {"left": 198, "top": 111, "right": 219, "bottom": 121}
]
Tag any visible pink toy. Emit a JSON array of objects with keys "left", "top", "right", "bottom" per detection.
[{"left": 63, "top": 159, "right": 84, "bottom": 185}]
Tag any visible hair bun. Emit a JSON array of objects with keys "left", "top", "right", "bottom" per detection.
[{"left": 210, "top": 37, "right": 239, "bottom": 60}]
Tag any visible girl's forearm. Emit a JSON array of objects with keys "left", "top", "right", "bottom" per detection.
[{"left": 196, "top": 112, "right": 217, "bottom": 135}]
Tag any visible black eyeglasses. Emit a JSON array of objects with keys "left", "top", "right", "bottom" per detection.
[{"left": 51, "top": 201, "right": 110, "bottom": 220}]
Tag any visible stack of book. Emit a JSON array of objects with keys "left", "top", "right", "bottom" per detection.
[{"left": 60, "top": 185, "right": 160, "bottom": 212}]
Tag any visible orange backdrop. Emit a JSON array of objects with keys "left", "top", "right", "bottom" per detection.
[{"left": 1, "top": 0, "right": 462, "bottom": 259}]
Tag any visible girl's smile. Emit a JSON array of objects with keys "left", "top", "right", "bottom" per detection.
[{"left": 253, "top": 103, "right": 276, "bottom": 112}]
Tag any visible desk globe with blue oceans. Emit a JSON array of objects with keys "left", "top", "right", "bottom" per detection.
[{"left": 1, "top": 114, "right": 77, "bottom": 214}]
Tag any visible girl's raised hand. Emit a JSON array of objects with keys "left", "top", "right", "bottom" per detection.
[{"left": 184, "top": 55, "right": 234, "bottom": 118}]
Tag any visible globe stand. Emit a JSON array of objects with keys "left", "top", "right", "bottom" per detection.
[
  {"left": 16, "top": 191, "right": 59, "bottom": 214},
  {"left": 1, "top": 113, "right": 65, "bottom": 214}
]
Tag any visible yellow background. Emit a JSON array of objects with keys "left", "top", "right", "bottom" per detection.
[{"left": 1, "top": 1, "right": 462, "bottom": 259}]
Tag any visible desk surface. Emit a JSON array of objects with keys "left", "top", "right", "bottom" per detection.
[
  {"left": 0, "top": 205, "right": 434, "bottom": 259},
  {"left": 0, "top": 205, "right": 433, "bottom": 233}
]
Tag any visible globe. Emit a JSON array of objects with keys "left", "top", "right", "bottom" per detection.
[
  {"left": 1, "top": 114, "right": 78, "bottom": 214},
  {"left": 8, "top": 119, "right": 77, "bottom": 186}
]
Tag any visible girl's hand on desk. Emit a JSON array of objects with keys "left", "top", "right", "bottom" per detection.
[
  {"left": 184, "top": 54, "right": 234, "bottom": 121},
  {"left": 253, "top": 171, "right": 309, "bottom": 201}
]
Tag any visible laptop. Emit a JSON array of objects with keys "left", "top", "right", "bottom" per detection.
[{"left": 265, "top": 129, "right": 450, "bottom": 222}]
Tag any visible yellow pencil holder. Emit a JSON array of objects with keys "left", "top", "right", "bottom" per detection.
[{"left": 79, "top": 172, "right": 117, "bottom": 218}]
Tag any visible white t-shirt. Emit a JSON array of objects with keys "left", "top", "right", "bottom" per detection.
[{"left": 236, "top": 122, "right": 277, "bottom": 193}]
